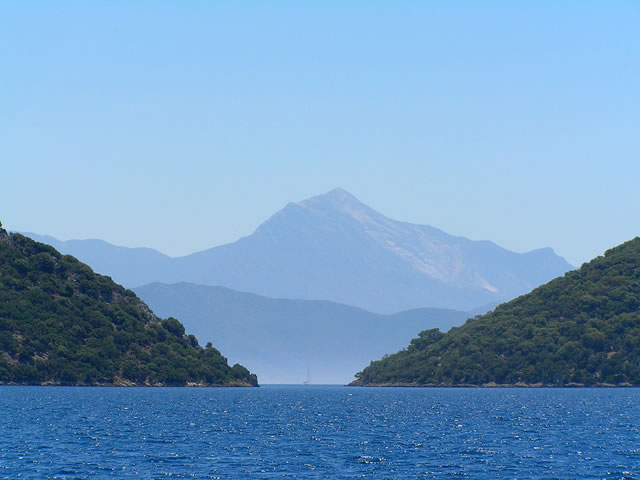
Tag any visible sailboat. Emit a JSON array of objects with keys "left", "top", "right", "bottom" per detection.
[{"left": 303, "top": 366, "right": 310, "bottom": 385}]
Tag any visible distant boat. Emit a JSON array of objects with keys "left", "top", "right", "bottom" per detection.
[{"left": 303, "top": 367, "right": 310, "bottom": 385}]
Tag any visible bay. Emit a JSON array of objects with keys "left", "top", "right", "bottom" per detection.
[{"left": 1, "top": 385, "right": 638, "bottom": 479}]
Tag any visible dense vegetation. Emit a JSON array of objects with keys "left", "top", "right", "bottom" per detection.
[
  {"left": 0, "top": 224, "right": 257, "bottom": 386},
  {"left": 353, "top": 238, "right": 640, "bottom": 387}
]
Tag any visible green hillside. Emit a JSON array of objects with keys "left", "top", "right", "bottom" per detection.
[
  {"left": 352, "top": 238, "right": 640, "bottom": 387},
  {"left": 0, "top": 224, "right": 257, "bottom": 386}
]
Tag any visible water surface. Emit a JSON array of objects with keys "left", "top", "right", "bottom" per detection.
[{"left": 1, "top": 386, "right": 638, "bottom": 478}]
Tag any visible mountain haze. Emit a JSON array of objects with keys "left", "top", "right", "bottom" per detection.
[
  {"left": 26, "top": 188, "right": 573, "bottom": 313},
  {"left": 134, "top": 282, "right": 470, "bottom": 384}
]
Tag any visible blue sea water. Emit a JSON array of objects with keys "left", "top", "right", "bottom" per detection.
[{"left": 0, "top": 386, "right": 639, "bottom": 479}]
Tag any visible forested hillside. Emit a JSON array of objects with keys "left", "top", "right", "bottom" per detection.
[
  {"left": 0, "top": 224, "right": 257, "bottom": 386},
  {"left": 352, "top": 238, "right": 640, "bottom": 387}
]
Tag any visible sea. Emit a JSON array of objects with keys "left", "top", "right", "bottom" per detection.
[{"left": 1, "top": 385, "right": 638, "bottom": 479}]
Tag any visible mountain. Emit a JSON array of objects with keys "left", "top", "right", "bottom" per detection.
[
  {"left": 134, "top": 282, "right": 470, "bottom": 384},
  {"left": 351, "top": 237, "right": 640, "bottom": 387},
  {"left": 0, "top": 226, "right": 257, "bottom": 386},
  {"left": 26, "top": 188, "right": 573, "bottom": 313}
]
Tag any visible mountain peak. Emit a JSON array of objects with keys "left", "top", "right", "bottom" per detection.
[
  {"left": 299, "top": 187, "right": 362, "bottom": 206},
  {"left": 296, "top": 188, "right": 382, "bottom": 223},
  {"left": 324, "top": 187, "right": 357, "bottom": 200}
]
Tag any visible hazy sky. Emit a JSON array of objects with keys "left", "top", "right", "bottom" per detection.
[{"left": 2, "top": 1, "right": 638, "bottom": 267}]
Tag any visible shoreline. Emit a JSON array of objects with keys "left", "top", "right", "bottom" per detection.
[
  {"left": 347, "top": 381, "right": 635, "bottom": 388},
  {"left": 0, "top": 380, "right": 259, "bottom": 388}
]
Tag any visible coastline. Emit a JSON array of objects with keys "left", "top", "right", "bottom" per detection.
[
  {"left": 0, "top": 379, "right": 259, "bottom": 387},
  {"left": 347, "top": 381, "right": 634, "bottom": 388}
]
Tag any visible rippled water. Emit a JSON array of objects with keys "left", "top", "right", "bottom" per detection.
[{"left": 1, "top": 386, "right": 639, "bottom": 479}]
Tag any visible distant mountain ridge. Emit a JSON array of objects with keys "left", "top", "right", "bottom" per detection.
[
  {"left": 25, "top": 188, "right": 573, "bottom": 313},
  {"left": 22, "top": 234, "right": 174, "bottom": 289},
  {"left": 134, "top": 282, "right": 470, "bottom": 384}
]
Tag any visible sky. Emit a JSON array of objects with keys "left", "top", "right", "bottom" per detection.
[{"left": 1, "top": 1, "right": 638, "bottom": 267}]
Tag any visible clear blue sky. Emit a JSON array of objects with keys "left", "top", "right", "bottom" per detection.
[{"left": 2, "top": 1, "right": 638, "bottom": 267}]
